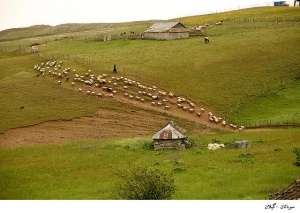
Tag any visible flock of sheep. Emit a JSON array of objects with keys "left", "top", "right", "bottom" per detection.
[{"left": 33, "top": 60, "right": 245, "bottom": 132}]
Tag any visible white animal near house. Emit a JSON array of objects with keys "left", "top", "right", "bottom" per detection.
[
  {"left": 31, "top": 45, "right": 39, "bottom": 54},
  {"left": 208, "top": 143, "right": 225, "bottom": 150}
]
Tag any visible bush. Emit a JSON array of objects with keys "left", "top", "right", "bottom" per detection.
[
  {"left": 142, "top": 141, "right": 154, "bottom": 150},
  {"left": 114, "top": 164, "right": 175, "bottom": 200},
  {"left": 293, "top": 147, "right": 300, "bottom": 167}
]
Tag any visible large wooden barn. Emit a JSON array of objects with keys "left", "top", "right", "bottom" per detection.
[
  {"left": 152, "top": 121, "right": 190, "bottom": 150},
  {"left": 143, "top": 22, "right": 189, "bottom": 40}
]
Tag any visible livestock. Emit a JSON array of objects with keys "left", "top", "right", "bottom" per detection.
[
  {"left": 208, "top": 143, "right": 220, "bottom": 150},
  {"left": 208, "top": 143, "right": 225, "bottom": 150},
  {"left": 106, "top": 87, "right": 113, "bottom": 93},
  {"left": 213, "top": 116, "right": 219, "bottom": 123},
  {"left": 152, "top": 95, "right": 158, "bottom": 100},
  {"left": 196, "top": 112, "right": 202, "bottom": 117},
  {"left": 200, "top": 108, "right": 205, "bottom": 112},
  {"left": 204, "top": 37, "right": 210, "bottom": 44},
  {"left": 168, "top": 92, "right": 174, "bottom": 98},
  {"left": 215, "top": 21, "right": 223, "bottom": 25},
  {"left": 222, "top": 120, "right": 226, "bottom": 127},
  {"left": 189, "top": 102, "right": 196, "bottom": 108},
  {"left": 31, "top": 45, "right": 39, "bottom": 54},
  {"left": 189, "top": 108, "right": 194, "bottom": 113},
  {"left": 164, "top": 105, "right": 171, "bottom": 110},
  {"left": 239, "top": 126, "right": 245, "bottom": 131}
]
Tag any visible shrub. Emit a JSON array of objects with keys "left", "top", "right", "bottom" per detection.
[
  {"left": 293, "top": 147, "right": 300, "bottom": 167},
  {"left": 114, "top": 164, "right": 175, "bottom": 200},
  {"left": 142, "top": 141, "right": 154, "bottom": 150}
]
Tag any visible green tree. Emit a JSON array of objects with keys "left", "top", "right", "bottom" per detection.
[{"left": 114, "top": 164, "right": 175, "bottom": 200}]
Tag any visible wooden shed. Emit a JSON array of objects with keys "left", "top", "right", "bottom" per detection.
[
  {"left": 152, "top": 121, "right": 189, "bottom": 150},
  {"left": 143, "top": 22, "right": 189, "bottom": 40}
]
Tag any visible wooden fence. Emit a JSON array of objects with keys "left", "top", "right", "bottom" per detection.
[{"left": 269, "top": 179, "right": 300, "bottom": 200}]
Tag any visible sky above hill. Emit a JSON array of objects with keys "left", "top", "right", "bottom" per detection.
[{"left": 0, "top": 0, "right": 296, "bottom": 31}]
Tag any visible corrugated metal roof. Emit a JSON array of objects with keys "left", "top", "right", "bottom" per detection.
[
  {"left": 144, "top": 22, "right": 189, "bottom": 33},
  {"left": 152, "top": 122, "right": 186, "bottom": 140},
  {"left": 149, "top": 22, "right": 183, "bottom": 29}
]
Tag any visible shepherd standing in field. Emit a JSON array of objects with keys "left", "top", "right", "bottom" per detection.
[{"left": 113, "top": 64, "right": 117, "bottom": 73}]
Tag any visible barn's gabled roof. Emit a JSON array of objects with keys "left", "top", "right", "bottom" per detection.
[
  {"left": 145, "top": 22, "right": 189, "bottom": 33},
  {"left": 149, "top": 22, "right": 186, "bottom": 29},
  {"left": 152, "top": 121, "right": 186, "bottom": 140}
]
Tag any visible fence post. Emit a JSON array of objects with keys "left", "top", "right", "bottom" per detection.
[{"left": 295, "top": 179, "right": 300, "bottom": 200}]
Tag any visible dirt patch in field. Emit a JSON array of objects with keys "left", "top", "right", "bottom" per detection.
[
  {"left": 0, "top": 101, "right": 217, "bottom": 148},
  {"left": 0, "top": 72, "right": 239, "bottom": 148}
]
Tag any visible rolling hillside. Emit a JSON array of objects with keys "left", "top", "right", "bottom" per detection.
[
  {"left": 0, "top": 7, "right": 299, "bottom": 130},
  {"left": 0, "top": 7, "right": 300, "bottom": 200}
]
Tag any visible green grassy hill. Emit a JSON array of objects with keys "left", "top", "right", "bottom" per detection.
[
  {"left": 0, "top": 7, "right": 300, "bottom": 200},
  {"left": 0, "top": 6, "right": 299, "bottom": 129},
  {"left": 0, "top": 129, "right": 299, "bottom": 199}
]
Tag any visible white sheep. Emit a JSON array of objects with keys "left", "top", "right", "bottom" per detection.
[
  {"left": 208, "top": 143, "right": 220, "bottom": 150},
  {"left": 222, "top": 120, "right": 226, "bottom": 127},
  {"left": 239, "top": 126, "right": 245, "bottom": 131},
  {"left": 189, "top": 108, "right": 194, "bottom": 113},
  {"left": 189, "top": 103, "right": 196, "bottom": 108}
]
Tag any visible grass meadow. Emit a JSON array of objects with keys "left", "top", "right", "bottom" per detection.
[
  {"left": 0, "top": 128, "right": 299, "bottom": 199},
  {"left": 0, "top": 7, "right": 299, "bottom": 200},
  {"left": 0, "top": 53, "right": 104, "bottom": 132},
  {"left": 36, "top": 21, "right": 300, "bottom": 125}
]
